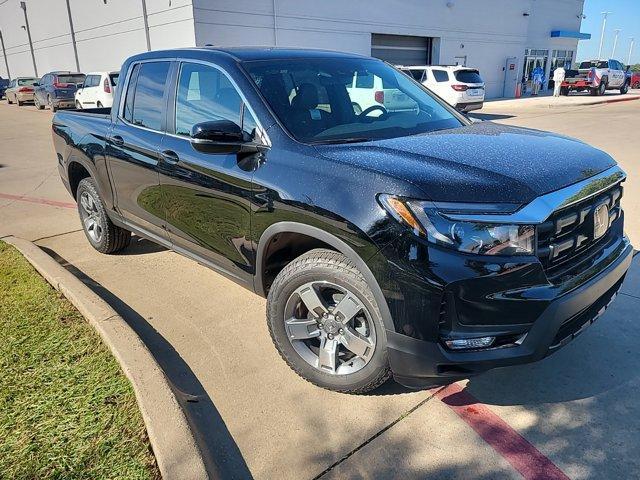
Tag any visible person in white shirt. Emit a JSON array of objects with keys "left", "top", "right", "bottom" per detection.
[{"left": 553, "top": 66, "right": 566, "bottom": 97}]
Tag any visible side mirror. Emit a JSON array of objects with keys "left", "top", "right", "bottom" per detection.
[
  {"left": 191, "top": 120, "right": 244, "bottom": 143},
  {"left": 33, "top": 83, "right": 39, "bottom": 87}
]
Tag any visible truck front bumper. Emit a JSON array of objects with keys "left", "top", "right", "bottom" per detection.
[{"left": 386, "top": 236, "right": 633, "bottom": 388}]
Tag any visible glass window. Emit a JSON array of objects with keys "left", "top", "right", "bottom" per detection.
[
  {"left": 123, "top": 64, "right": 140, "bottom": 124},
  {"left": 432, "top": 69, "right": 449, "bottom": 82},
  {"left": 244, "top": 57, "right": 462, "bottom": 144},
  {"left": 175, "top": 62, "right": 243, "bottom": 137},
  {"left": 404, "top": 69, "right": 425, "bottom": 82},
  {"left": 17, "top": 78, "right": 38, "bottom": 86},
  {"left": 109, "top": 73, "right": 119, "bottom": 86},
  {"left": 57, "top": 74, "right": 85, "bottom": 85},
  {"left": 454, "top": 70, "right": 482, "bottom": 84},
  {"left": 355, "top": 71, "right": 374, "bottom": 88},
  {"left": 130, "top": 62, "right": 170, "bottom": 130}
]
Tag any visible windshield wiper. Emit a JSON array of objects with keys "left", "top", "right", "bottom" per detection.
[{"left": 311, "top": 137, "right": 373, "bottom": 145}]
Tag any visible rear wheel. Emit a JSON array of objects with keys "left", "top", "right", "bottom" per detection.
[
  {"left": 267, "top": 249, "right": 391, "bottom": 393},
  {"left": 6, "top": 95, "right": 12, "bottom": 104},
  {"left": 17, "top": 98, "right": 23, "bottom": 106},
  {"left": 34, "top": 95, "right": 44, "bottom": 110},
  {"left": 560, "top": 86, "right": 569, "bottom": 96},
  {"left": 48, "top": 95, "right": 57, "bottom": 112},
  {"left": 77, "top": 177, "right": 131, "bottom": 254}
]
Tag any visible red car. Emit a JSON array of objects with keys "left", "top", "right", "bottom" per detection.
[{"left": 631, "top": 72, "right": 640, "bottom": 89}]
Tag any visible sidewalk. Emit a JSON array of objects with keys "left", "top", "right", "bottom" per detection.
[{"left": 486, "top": 89, "right": 640, "bottom": 110}]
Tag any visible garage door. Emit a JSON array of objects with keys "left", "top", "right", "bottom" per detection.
[{"left": 371, "top": 33, "right": 432, "bottom": 66}]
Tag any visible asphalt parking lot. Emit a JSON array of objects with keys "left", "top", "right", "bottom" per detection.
[{"left": 1, "top": 97, "right": 639, "bottom": 479}]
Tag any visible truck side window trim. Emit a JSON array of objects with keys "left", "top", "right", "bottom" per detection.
[
  {"left": 164, "top": 58, "right": 270, "bottom": 147},
  {"left": 116, "top": 57, "right": 269, "bottom": 147}
]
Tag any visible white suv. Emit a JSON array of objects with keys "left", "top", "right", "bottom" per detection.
[
  {"left": 74, "top": 71, "right": 119, "bottom": 109},
  {"left": 346, "top": 70, "right": 418, "bottom": 115},
  {"left": 399, "top": 65, "right": 485, "bottom": 112}
]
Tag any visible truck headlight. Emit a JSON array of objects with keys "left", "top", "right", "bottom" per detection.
[{"left": 379, "top": 195, "right": 535, "bottom": 256}]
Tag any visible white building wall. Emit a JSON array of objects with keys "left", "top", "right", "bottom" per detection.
[
  {"left": 0, "top": 0, "right": 195, "bottom": 79},
  {"left": 0, "top": 0, "right": 586, "bottom": 99},
  {"left": 193, "top": 0, "right": 586, "bottom": 98}
]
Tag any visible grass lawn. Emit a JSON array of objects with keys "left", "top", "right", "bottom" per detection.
[{"left": 0, "top": 241, "right": 160, "bottom": 479}]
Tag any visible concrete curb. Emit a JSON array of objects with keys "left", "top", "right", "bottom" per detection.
[
  {"left": 544, "top": 95, "right": 640, "bottom": 109},
  {"left": 4, "top": 236, "right": 210, "bottom": 480}
]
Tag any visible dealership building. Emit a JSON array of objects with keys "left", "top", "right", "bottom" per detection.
[{"left": 0, "top": 0, "right": 589, "bottom": 98}]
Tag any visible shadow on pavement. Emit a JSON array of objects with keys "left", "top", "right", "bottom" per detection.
[
  {"left": 119, "top": 235, "right": 167, "bottom": 256},
  {"left": 40, "top": 246, "right": 253, "bottom": 480}
]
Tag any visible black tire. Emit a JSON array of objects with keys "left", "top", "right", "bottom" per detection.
[
  {"left": 633, "top": 82, "right": 640, "bottom": 89},
  {"left": 560, "top": 86, "right": 570, "bottom": 96},
  {"left": 620, "top": 82, "right": 629, "bottom": 95},
  {"left": 75, "top": 100, "right": 82, "bottom": 109},
  {"left": 34, "top": 96, "right": 44, "bottom": 110},
  {"left": 6, "top": 95, "right": 12, "bottom": 104},
  {"left": 17, "top": 98, "right": 23, "bottom": 106},
  {"left": 596, "top": 79, "right": 607, "bottom": 96},
  {"left": 267, "top": 249, "right": 391, "bottom": 393},
  {"left": 76, "top": 177, "right": 131, "bottom": 254},
  {"left": 48, "top": 95, "right": 57, "bottom": 112}
]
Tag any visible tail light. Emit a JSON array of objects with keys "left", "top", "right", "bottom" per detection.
[
  {"left": 103, "top": 77, "right": 111, "bottom": 94},
  {"left": 451, "top": 84, "right": 468, "bottom": 91},
  {"left": 18, "top": 87, "right": 33, "bottom": 92},
  {"left": 374, "top": 90, "right": 384, "bottom": 103},
  {"left": 53, "top": 82, "right": 71, "bottom": 88},
  {"left": 588, "top": 69, "right": 595, "bottom": 81}
]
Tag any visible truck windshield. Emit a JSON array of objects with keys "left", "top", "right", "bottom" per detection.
[{"left": 243, "top": 58, "right": 463, "bottom": 144}]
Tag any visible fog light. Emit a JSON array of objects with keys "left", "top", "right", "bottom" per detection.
[{"left": 444, "top": 336, "right": 495, "bottom": 350}]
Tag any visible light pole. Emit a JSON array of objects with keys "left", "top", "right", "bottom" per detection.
[
  {"left": 65, "top": 0, "right": 80, "bottom": 71},
  {"left": 0, "top": 30, "right": 10, "bottom": 79},
  {"left": 141, "top": 0, "right": 151, "bottom": 51},
  {"left": 598, "top": 11, "right": 611, "bottom": 59},
  {"left": 629, "top": 38, "right": 635, "bottom": 66},
  {"left": 611, "top": 29, "right": 622, "bottom": 58},
  {"left": 19, "top": 1, "right": 37, "bottom": 77}
]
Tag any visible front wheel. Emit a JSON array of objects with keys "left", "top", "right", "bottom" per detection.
[
  {"left": 75, "top": 100, "right": 82, "bottom": 109},
  {"left": 77, "top": 177, "right": 131, "bottom": 254},
  {"left": 620, "top": 82, "right": 629, "bottom": 95},
  {"left": 97, "top": 101, "right": 103, "bottom": 108},
  {"left": 267, "top": 249, "right": 391, "bottom": 393}
]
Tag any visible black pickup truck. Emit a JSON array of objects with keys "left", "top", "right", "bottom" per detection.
[{"left": 52, "top": 47, "right": 632, "bottom": 393}]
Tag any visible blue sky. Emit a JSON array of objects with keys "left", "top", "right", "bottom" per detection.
[{"left": 577, "top": 0, "right": 639, "bottom": 64}]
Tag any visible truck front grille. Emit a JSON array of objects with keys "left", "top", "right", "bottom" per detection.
[{"left": 537, "top": 184, "right": 623, "bottom": 279}]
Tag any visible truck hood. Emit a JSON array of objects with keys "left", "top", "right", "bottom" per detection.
[{"left": 314, "top": 122, "right": 616, "bottom": 204}]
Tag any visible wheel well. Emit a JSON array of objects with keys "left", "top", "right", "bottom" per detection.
[
  {"left": 68, "top": 161, "right": 91, "bottom": 200},
  {"left": 261, "top": 232, "right": 335, "bottom": 294}
]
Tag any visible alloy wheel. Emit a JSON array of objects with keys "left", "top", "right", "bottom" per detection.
[
  {"left": 283, "top": 281, "right": 376, "bottom": 375},
  {"left": 79, "top": 191, "right": 104, "bottom": 243}
]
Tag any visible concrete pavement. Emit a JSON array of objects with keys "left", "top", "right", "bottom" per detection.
[{"left": 1, "top": 99, "right": 639, "bottom": 479}]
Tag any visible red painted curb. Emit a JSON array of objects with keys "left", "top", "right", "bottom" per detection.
[
  {"left": 436, "top": 383, "right": 570, "bottom": 480},
  {"left": 0, "top": 192, "right": 76, "bottom": 209}
]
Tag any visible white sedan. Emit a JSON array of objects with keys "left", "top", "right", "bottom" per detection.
[{"left": 75, "top": 71, "right": 119, "bottom": 109}]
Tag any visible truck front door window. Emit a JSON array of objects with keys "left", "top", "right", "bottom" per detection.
[{"left": 175, "top": 63, "right": 243, "bottom": 137}]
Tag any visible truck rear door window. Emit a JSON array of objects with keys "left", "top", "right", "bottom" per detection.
[
  {"left": 130, "top": 61, "right": 170, "bottom": 131},
  {"left": 174, "top": 63, "right": 243, "bottom": 137}
]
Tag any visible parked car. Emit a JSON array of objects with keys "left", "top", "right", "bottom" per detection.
[
  {"left": 75, "top": 71, "right": 119, "bottom": 109},
  {"left": 399, "top": 65, "right": 485, "bottom": 112},
  {"left": 52, "top": 48, "right": 632, "bottom": 393},
  {"left": 630, "top": 72, "right": 640, "bottom": 89},
  {"left": 560, "top": 59, "right": 629, "bottom": 96},
  {"left": 34, "top": 71, "right": 85, "bottom": 111},
  {"left": 5, "top": 77, "right": 39, "bottom": 105},
  {"left": 0, "top": 76, "right": 10, "bottom": 99},
  {"left": 346, "top": 70, "right": 418, "bottom": 114}
]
